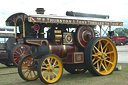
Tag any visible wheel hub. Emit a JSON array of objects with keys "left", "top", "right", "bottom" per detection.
[
  {"left": 98, "top": 52, "right": 106, "bottom": 59},
  {"left": 47, "top": 66, "right": 54, "bottom": 72},
  {"left": 101, "top": 53, "right": 106, "bottom": 59},
  {"left": 28, "top": 66, "right": 37, "bottom": 71}
]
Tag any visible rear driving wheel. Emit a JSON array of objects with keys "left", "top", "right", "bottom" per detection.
[
  {"left": 37, "top": 54, "right": 63, "bottom": 84},
  {"left": 85, "top": 37, "right": 117, "bottom": 76},
  {"left": 18, "top": 55, "right": 38, "bottom": 81}
]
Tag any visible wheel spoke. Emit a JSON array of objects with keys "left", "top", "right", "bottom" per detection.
[
  {"left": 101, "top": 63, "right": 107, "bottom": 72},
  {"left": 92, "top": 54, "right": 98, "bottom": 57},
  {"left": 54, "top": 68, "right": 59, "bottom": 71},
  {"left": 48, "top": 72, "right": 50, "bottom": 80},
  {"left": 97, "top": 62, "right": 100, "bottom": 71},
  {"left": 14, "top": 53, "right": 19, "bottom": 56},
  {"left": 14, "top": 55, "right": 20, "bottom": 58},
  {"left": 23, "top": 49, "right": 30, "bottom": 55},
  {"left": 30, "top": 70, "right": 32, "bottom": 78},
  {"left": 98, "top": 40, "right": 101, "bottom": 50},
  {"left": 93, "top": 48, "right": 96, "bottom": 54},
  {"left": 43, "top": 62, "right": 48, "bottom": 67},
  {"left": 50, "top": 58, "right": 53, "bottom": 64},
  {"left": 104, "top": 60, "right": 107, "bottom": 67},
  {"left": 94, "top": 46, "right": 100, "bottom": 53},
  {"left": 41, "top": 66, "right": 48, "bottom": 70},
  {"left": 42, "top": 70, "right": 47, "bottom": 76},
  {"left": 53, "top": 65, "right": 59, "bottom": 68},
  {"left": 22, "top": 69, "right": 29, "bottom": 74},
  {"left": 44, "top": 72, "right": 49, "bottom": 78},
  {"left": 22, "top": 62, "right": 28, "bottom": 67},
  {"left": 53, "top": 60, "right": 57, "bottom": 67},
  {"left": 27, "top": 70, "right": 30, "bottom": 77},
  {"left": 22, "top": 48, "right": 25, "bottom": 54},
  {"left": 53, "top": 72, "right": 57, "bottom": 76},
  {"left": 15, "top": 51, "right": 21, "bottom": 55},
  {"left": 106, "top": 51, "right": 114, "bottom": 54},
  {"left": 104, "top": 56, "right": 110, "bottom": 60},
  {"left": 105, "top": 60, "right": 113, "bottom": 65},
  {"left": 20, "top": 49, "right": 23, "bottom": 54},
  {"left": 92, "top": 58, "right": 96, "bottom": 62},
  {"left": 52, "top": 72, "right": 54, "bottom": 79},
  {"left": 33, "top": 71, "right": 36, "bottom": 76},
  {"left": 47, "top": 59, "right": 51, "bottom": 67},
  {"left": 102, "top": 42, "right": 109, "bottom": 50},
  {"left": 100, "top": 41, "right": 103, "bottom": 53},
  {"left": 27, "top": 59, "right": 32, "bottom": 65},
  {"left": 15, "top": 57, "right": 21, "bottom": 63},
  {"left": 93, "top": 58, "right": 100, "bottom": 65},
  {"left": 99, "top": 61, "right": 102, "bottom": 71},
  {"left": 104, "top": 47, "right": 108, "bottom": 53}
]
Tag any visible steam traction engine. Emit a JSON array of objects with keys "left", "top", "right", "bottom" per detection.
[{"left": 6, "top": 10, "right": 123, "bottom": 84}]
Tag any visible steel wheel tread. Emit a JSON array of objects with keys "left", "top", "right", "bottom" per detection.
[
  {"left": 37, "top": 54, "right": 63, "bottom": 84},
  {"left": 18, "top": 55, "right": 38, "bottom": 81},
  {"left": 85, "top": 37, "right": 117, "bottom": 76}
]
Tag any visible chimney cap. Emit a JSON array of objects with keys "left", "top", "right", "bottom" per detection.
[{"left": 35, "top": 8, "right": 45, "bottom": 14}]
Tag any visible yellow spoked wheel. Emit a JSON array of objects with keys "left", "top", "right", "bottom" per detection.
[
  {"left": 37, "top": 54, "right": 63, "bottom": 84},
  {"left": 18, "top": 55, "right": 38, "bottom": 81},
  {"left": 85, "top": 37, "right": 117, "bottom": 76}
]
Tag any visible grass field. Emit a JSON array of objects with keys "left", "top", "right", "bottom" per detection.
[{"left": 0, "top": 64, "right": 128, "bottom": 85}]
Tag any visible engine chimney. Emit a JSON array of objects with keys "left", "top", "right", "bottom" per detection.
[{"left": 35, "top": 8, "right": 45, "bottom": 14}]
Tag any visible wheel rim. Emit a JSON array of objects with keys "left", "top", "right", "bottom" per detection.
[
  {"left": 21, "top": 56, "right": 38, "bottom": 80},
  {"left": 13, "top": 45, "right": 30, "bottom": 66},
  {"left": 92, "top": 38, "right": 117, "bottom": 75},
  {"left": 40, "top": 56, "right": 63, "bottom": 83}
]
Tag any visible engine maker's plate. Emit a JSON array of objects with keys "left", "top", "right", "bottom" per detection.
[{"left": 63, "top": 32, "right": 74, "bottom": 44}]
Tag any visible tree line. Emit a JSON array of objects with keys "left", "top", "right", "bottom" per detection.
[{"left": 107, "top": 28, "right": 128, "bottom": 36}]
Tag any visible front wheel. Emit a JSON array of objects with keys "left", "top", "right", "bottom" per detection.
[
  {"left": 85, "top": 37, "right": 117, "bottom": 76},
  {"left": 37, "top": 54, "right": 63, "bottom": 84},
  {"left": 18, "top": 55, "right": 38, "bottom": 81}
]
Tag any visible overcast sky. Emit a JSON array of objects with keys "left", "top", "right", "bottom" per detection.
[{"left": 0, "top": 0, "right": 128, "bottom": 28}]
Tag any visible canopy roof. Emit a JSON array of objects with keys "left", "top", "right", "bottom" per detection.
[{"left": 6, "top": 12, "right": 123, "bottom": 26}]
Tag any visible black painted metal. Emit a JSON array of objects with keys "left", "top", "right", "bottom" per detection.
[
  {"left": 30, "top": 45, "right": 49, "bottom": 59},
  {"left": 66, "top": 11, "right": 109, "bottom": 19}
]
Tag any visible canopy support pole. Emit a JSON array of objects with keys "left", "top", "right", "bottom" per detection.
[
  {"left": 15, "top": 23, "right": 17, "bottom": 38},
  {"left": 100, "top": 25, "right": 102, "bottom": 37},
  {"left": 23, "top": 21, "right": 25, "bottom": 37}
]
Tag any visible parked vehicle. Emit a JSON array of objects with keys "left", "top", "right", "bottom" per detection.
[
  {"left": 0, "top": 31, "right": 15, "bottom": 66},
  {"left": 6, "top": 9, "right": 123, "bottom": 84},
  {"left": 111, "top": 36, "right": 127, "bottom": 45},
  {"left": 0, "top": 31, "right": 30, "bottom": 66}
]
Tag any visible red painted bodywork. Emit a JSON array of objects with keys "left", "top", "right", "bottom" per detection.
[
  {"left": 49, "top": 43, "right": 77, "bottom": 58},
  {"left": 62, "top": 52, "right": 84, "bottom": 64},
  {"left": 111, "top": 36, "right": 127, "bottom": 42}
]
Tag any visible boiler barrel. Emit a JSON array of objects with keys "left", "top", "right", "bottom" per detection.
[
  {"left": 66, "top": 11, "right": 109, "bottom": 19},
  {"left": 49, "top": 43, "right": 78, "bottom": 57},
  {"left": 30, "top": 43, "right": 78, "bottom": 59}
]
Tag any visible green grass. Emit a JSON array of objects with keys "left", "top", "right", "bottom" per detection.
[{"left": 0, "top": 64, "right": 128, "bottom": 85}]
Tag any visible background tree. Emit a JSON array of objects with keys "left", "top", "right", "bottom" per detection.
[{"left": 107, "top": 28, "right": 128, "bottom": 36}]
